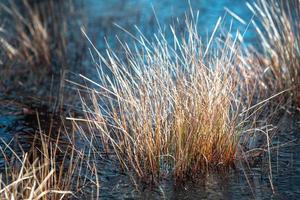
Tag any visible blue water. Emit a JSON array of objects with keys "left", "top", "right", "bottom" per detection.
[
  {"left": 83, "top": 0, "right": 256, "bottom": 52},
  {"left": 1, "top": 0, "right": 300, "bottom": 199}
]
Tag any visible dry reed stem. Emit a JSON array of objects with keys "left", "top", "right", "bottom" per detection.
[
  {"left": 75, "top": 16, "right": 269, "bottom": 182},
  {"left": 246, "top": 0, "right": 300, "bottom": 107}
]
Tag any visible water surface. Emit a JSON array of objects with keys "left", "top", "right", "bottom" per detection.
[{"left": 1, "top": 0, "right": 300, "bottom": 199}]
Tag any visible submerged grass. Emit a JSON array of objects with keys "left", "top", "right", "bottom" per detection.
[
  {"left": 0, "top": 114, "right": 100, "bottom": 199},
  {"left": 76, "top": 16, "right": 270, "bottom": 182}
]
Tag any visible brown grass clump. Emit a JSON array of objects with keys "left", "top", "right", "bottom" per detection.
[
  {"left": 77, "top": 17, "right": 266, "bottom": 182},
  {"left": 0, "top": 153, "right": 72, "bottom": 200},
  {"left": 0, "top": 115, "right": 100, "bottom": 199},
  {"left": 246, "top": 0, "right": 300, "bottom": 107}
]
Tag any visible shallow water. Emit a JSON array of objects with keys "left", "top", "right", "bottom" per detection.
[
  {"left": 80, "top": 113, "right": 300, "bottom": 200},
  {"left": 83, "top": 0, "right": 256, "bottom": 54},
  {"left": 75, "top": 2, "right": 300, "bottom": 198},
  {"left": 1, "top": 0, "right": 300, "bottom": 199}
]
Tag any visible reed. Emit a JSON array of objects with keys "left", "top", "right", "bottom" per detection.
[
  {"left": 246, "top": 0, "right": 300, "bottom": 107},
  {"left": 77, "top": 17, "right": 266, "bottom": 182}
]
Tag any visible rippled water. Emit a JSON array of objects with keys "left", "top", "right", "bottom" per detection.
[
  {"left": 80, "top": 113, "right": 300, "bottom": 200},
  {"left": 1, "top": 0, "right": 300, "bottom": 199},
  {"left": 83, "top": 0, "right": 256, "bottom": 52}
]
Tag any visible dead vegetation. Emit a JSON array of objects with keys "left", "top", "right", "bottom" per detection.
[
  {"left": 0, "top": 114, "right": 100, "bottom": 200},
  {"left": 75, "top": 16, "right": 273, "bottom": 182},
  {"left": 246, "top": 0, "right": 300, "bottom": 107}
]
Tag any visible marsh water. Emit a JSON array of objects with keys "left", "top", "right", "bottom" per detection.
[{"left": 0, "top": 0, "right": 300, "bottom": 199}]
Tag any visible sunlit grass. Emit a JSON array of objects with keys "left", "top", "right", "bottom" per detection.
[
  {"left": 246, "top": 0, "right": 300, "bottom": 107},
  {"left": 0, "top": 0, "right": 296, "bottom": 194},
  {"left": 75, "top": 16, "right": 269, "bottom": 182}
]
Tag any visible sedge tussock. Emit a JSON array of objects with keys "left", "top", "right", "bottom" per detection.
[{"left": 77, "top": 16, "right": 268, "bottom": 182}]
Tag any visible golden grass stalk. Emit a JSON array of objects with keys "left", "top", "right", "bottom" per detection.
[
  {"left": 76, "top": 17, "right": 265, "bottom": 182},
  {"left": 0, "top": 153, "right": 72, "bottom": 200},
  {"left": 0, "top": 115, "right": 100, "bottom": 199},
  {"left": 246, "top": 0, "right": 300, "bottom": 107}
]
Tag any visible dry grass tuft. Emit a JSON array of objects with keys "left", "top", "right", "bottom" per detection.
[
  {"left": 0, "top": 153, "right": 73, "bottom": 200},
  {"left": 246, "top": 0, "right": 300, "bottom": 107},
  {"left": 0, "top": 0, "right": 75, "bottom": 69},
  {"left": 76, "top": 17, "right": 267, "bottom": 182},
  {"left": 0, "top": 115, "right": 100, "bottom": 199}
]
